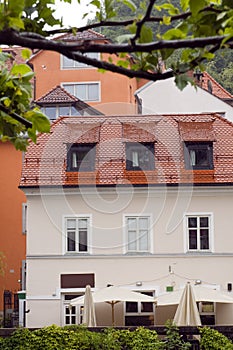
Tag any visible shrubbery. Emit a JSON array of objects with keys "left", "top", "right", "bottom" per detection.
[
  {"left": 199, "top": 327, "right": 233, "bottom": 350},
  {"left": 0, "top": 322, "right": 189, "bottom": 350},
  {"left": 0, "top": 323, "right": 232, "bottom": 350}
]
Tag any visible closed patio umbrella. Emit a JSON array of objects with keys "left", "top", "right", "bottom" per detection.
[
  {"left": 70, "top": 285, "right": 156, "bottom": 326},
  {"left": 82, "top": 285, "right": 96, "bottom": 327},
  {"left": 173, "top": 282, "right": 201, "bottom": 326}
]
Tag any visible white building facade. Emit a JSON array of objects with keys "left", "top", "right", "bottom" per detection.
[{"left": 20, "top": 113, "right": 233, "bottom": 327}]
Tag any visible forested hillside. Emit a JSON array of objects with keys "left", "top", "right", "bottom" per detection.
[{"left": 96, "top": 0, "right": 233, "bottom": 94}]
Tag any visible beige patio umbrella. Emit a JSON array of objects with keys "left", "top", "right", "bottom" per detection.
[
  {"left": 173, "top": 282, "right": 201, "bottom": 326},
  {"left": 70, "top": 285, "right": 156, "bottom": 326},
  {"left": 82, "top": 285, "right": 97, "bottom": 327},
  {"left": 157, "top": 284, "right": 233, "bottom": 306}
]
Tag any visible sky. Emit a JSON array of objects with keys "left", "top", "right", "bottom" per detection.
[{"left": 54, "top": 0, "right": 94, "bottom": 28}]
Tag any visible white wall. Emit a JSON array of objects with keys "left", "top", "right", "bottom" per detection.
[
  {"left": 25, "top": 186, "right": 233, "bottom": 327},
  {"left": 136, "top": 78, "right": 233, "bottom": 122}
]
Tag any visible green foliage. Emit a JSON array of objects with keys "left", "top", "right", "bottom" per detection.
[
  {"left": 162, "top": 320, "right": 191, "bottom": 350},
  {"left": 199, "top": 327, "right": 233, "bottom": 350},
  {"left": 1, "top": 324, "right": 233, "bottom": 350},
  {"left": 0, "top": 50, "right": 50, "bottom": 150}
]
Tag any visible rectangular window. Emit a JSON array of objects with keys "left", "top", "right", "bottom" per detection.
[
  {"left": 63, "top": 294, "right": 84, "bottom": 325},
  {"left": 63, "top": 83, "right": 100, "bottom": 101},
  {"left": 186, "top": 215, "right": 212, "bottom": 251},
  {"left": 126, "top": 143, "right": 155, "bottom": 171},
  {"left": 67, "top": 143, "right": 96, "bottom": 172},
  {"left": 126, "top": 216, "right": 150, "bottom": 253},
  {"left": 198, "top": 301, "right": 215, "bottom": 325},
  {"left": 184, "top": 142, "right": 213, "bottom": 170},
  {"left": 125, "top": 291, "right": 154, "bottom": 326},
  {"left": 65, "top": 217, "right": 90, "bottom": 253},
  {"left": 61, "top": 53, "right": 99, "bottom": 69},
  {"left": 22, "top": 203, "right": 27, "bottom": 234}
]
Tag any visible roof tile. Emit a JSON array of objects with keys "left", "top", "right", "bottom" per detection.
[{"left": 20, "top": 113, "right": 233, "bottom": 187}]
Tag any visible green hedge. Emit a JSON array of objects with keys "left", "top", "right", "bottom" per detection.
[
  {"left": 0, "top": 323, "right": 232, "bottom": 350},
  {"left": 0, "top": 322, "right": 190, "bottom": 350},
  {"left": 199, "top": 327, "right": 233, "bottom": 350}
]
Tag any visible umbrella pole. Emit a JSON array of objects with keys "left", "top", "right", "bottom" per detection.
[{"left": 111, "top": 302, "right": 115, "bottom": 326}]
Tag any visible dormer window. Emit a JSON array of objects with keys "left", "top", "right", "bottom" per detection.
[
  {"left": 41, "top": 105, "right": 80, "bottom": 121},
  {"left": 67, "top": 144, "right": 96, "bottom": 172},
  {"left": 184, "top": 142, "right": 213, "bottom": 170},
  {"left": 126, "top": 142, "right": 155, "bottom": 171}
]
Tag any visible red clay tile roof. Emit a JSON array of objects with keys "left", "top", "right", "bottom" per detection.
[
  {"left": 201, "top": 72, "right": 233, "bottom": 99},
  {"left": 20, "top": 113, "right": 233, "bottom": 187},
  {"left": 36, "top": 85, "right": 79, "bottom": 104},
  {"left": 56, "top": 30, "right": 106, "bottom": 42},
  {"left": 178, "top": 121, "right": 216, "bottom": 141}
]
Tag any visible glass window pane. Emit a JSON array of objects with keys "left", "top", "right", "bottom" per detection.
[
  {"left": 71, "top": 106, "right": 81, "bottom": 115},
  {"left": 127, "top": 218, "right": 137, "bottom": 230},
  {"left": 200, "top": 217, "right": 209, "bottom": 227},
  {"left": 196, "top": 149, "right": 208, "bottom": 166},
  {"left": 126, "top": 302, "right": 138, "bottom": 313},
  {"left": 71, "top": 316, "right": 76, "bottom": 324},
  {"left": 63, "top": 84, "right": 74, "bottom": 95},
  {"left": 67, "top": 231, "right": 75, "bottom": 251},
  {"left": 189, "top": 230, "right": 197, "bottom": 249},
  {"left": 63, "top": 56, "right": 75, "bottom": 68},
  {"left": 188, "top": 217, "right": 197, "bottom": 228},
  {"left": 76, "top": 84, "right": 86, "bottom": 100},
  {"left": 45, "top": 107, "right": 56, "bottom": 120},
  {"left": 79, "top": 230, "right": 87, "bottom": 252},
  {"left": 59, "top": 106, "right": 70, "bottom": 116},
  {"left": 128, "top": 231, "right": 137, "bottom": 250},
  {"left": 79, "top": 219, "right": 87, "bottom": 229},
  {"left": 200, "top": 229, "right": 209, "bottom": 249},
  {"left": 141, "top": 302, "right": 153, "bottom": 313},
  {"left": 67, "top": 219, "right": 76, "bottom": 229},
  {"left": 139, "top": 231, "right": 148, "bottom": 251},
  {"left": 139, "top": 218, "right": 148, "bottom": 230},
  {"left": 88, "top": 84, "right": 99, "bottom": 101}
]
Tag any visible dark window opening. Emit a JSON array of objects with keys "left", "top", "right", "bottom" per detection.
[
  {"left": 184, "top": 142, "right": 213, "bottom": 170},
  {"left": 67, "top": 143, "right": 96, "bottom": 172},
  {"left": 126, "top": 142, "right": 155, "bottom": 171}
]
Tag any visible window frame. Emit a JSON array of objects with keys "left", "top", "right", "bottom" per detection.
[
  {"left": 124, "top": 290, "right": 155, "bottom": 326},
  {"left": 124, "top": 215, "right": 152, "bottom": 254},
  {"left": 62, "top": 82, "right": 100, "bottom": 102},
  {"left": 184, "top": 213, "right": 213, "bottom": 252},
  {"left": 198, "top": 301, "right": 216, "bottom": 325},
  {"left": 184, "top": 142, "right": 214, "bottom": 170},
  {"left": 63, "top": 215, "right": 92, "bottom": 254},
  {"left": 62, "top": 293, "right": 84, "bottom": 326},
  {"left": 125, "top": 142, "right": 155, "bottom": 171},
  {"left": 61, "top": 53, "right": 100, "bottom": 69},
  {"left": 22, "top": 203, "right": 27, "bottom": 234},
  {"left": 67, "top": 143, "right": 96, "bottom": 172},
  {"left": 41, "top": 105, "right": 80, "bottom": 121}
]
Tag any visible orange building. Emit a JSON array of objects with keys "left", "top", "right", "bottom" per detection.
[
  {"left": 0, "top": 142, "right": 26, "bottom": 324},
  {"left": 29, "top": 30, "right": 144, "bottom": 115}
]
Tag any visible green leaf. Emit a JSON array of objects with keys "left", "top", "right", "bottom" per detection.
[
  {"left": 180, "top": 0, "right": 189, "bottom": 11},
  {"left": 119, "top": 0, "right": 136, "bottom": 12},
  {"left": 21, "top": 49, "right": 31, "bottom": 60},
  {"left": 139, "top": 25, "right": 153, "bottom": 43},
  {"left": 11, "top": 64, "right": 32, "bottom": 76},
  {"left": 163, "top": 28, "right": 186, "bottom": 40},
  {"left": 189, "top": 0, "right": 206, "bottom": 16},
  {"left": 175, "top": 74, "right": 190, "bottom": 90}
]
